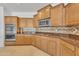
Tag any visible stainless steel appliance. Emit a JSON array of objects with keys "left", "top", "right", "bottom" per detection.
[
  {"left": 39, "top": 19, "right": 51, "bottom": 27},
  {"left": 5, "top": 24, "right": 16, "bottom": 41}
]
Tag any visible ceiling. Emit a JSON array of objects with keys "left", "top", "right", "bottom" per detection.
[
  {"left": 0, "top": 3, "right": 67, "bottom": 17},
  {"left": 0, "top": 3, "right": 50, "bottom": 17},
  {"left": 0, "top": 3, "right": 49, "bottom": 12}
]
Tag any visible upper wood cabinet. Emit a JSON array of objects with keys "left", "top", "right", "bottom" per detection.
[
  {"left": 34, "top": 3, "right": 79, "bottom": 27},
  {"left": 51, "top": 4, "right": 65, "bottom": 26},
  {"left": 65, "top": 4, "right": 79, "bottom": 26},
  {"left": 19, "top": 18, "right": 34, "bottom": 28},
  {"left": 37, "top": 4, "right": 52, "bottom": 20},
  {"left": 17, "top": 18, "right": 34, "bottom": 33},
  {"left": 19, "top": 18, "right": 26, "bottom": 27},
  {"left": 44, "top": 5, "right": 52, "bottom": 18},
  {"left": 33, "top": 14, "right": 39, "bottom": 28},
  {"left": 5, "top": 16, "right": 18, "bottom": 25},
  {"left": 34, "top": 4, "right": 65, "bottom": 27},
  {"left": 5, "top": 16, "right": 18, "bottom": 33}
]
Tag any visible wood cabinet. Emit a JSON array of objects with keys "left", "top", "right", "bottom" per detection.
[
  {"left": 5, "top": 16, "right": 18, "bottom": 32},
  {"left": 47, "top": 37, "right": 57, "bottom": 56},
  {"left": 16, "top": 35, "right": 33, "bottom": 45},
  {"left": 32, "top": 34, "right": 79, "bottom": 56},
  {"left": 24, "top": 36, "right": 33, "bottom": 44},
  {"left": 51, "top": 4, "right": 65, "bottom": 26},
  {"left": 65, "top": 4, "right": 79, "bottom": 26},
  {"left": 34, "top": 4, "right": 65, "bottom": 27},
  {"left": 32, "top": 36, "right": 36, "bottom": 46},
  {"left": 60, "top": 40, "right": 75, "bottom": 56},
  {"left": 37, "top": 4, "right": 52, "bottom": 20},
  {"left": 17, "top": 18, "right": 34, "bottom": 34},
  {"left": 40, "top": 36, "right": 48, "bottom": 52},
  {"left": 16, "top": 35, "right": 24, "bottom": 45},
  {"left": 47, "top": 38, "right": 56, "bottom": 55},
  {"left": 33, "top": 14, "right": 39, "bottom": 28},
  {"left": 44, "top": 5, "right": 52, "bottom": 18},
  {"left": 32, "top": 35, "right": 48, "bottom": 53},
  {"left": 26, "top": 18, "right": 34, "bottom": 28},
  {"left": 75, "top": 38, "right": 79, "bottom": 56},
  {"left": 47, "top": 37, "right": 61, "bottom": 56},
  {"left": 5, "top": 16, "right": 18, "bottom": 25},
  {"left": 19, "top": 18, "right": 26, "bottom": 27},
  {"left": 19, "top": 18, "right": 34, "bottom": 28},
  {"left": 76, "top": 47, "right": 79, "bottom": 56},
  {"left": 32, "top": 35, "right": 61, "bottom": 56},
  {"left": 35, "top": 36, "right": 41, "bottom": 49},
  {"left": 38, "top": 11, "right": 42, "bottom": 20}
]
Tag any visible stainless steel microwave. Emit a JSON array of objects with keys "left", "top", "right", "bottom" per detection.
[{"left": 39, "top": 19, "right": 51, "bottom": 27}]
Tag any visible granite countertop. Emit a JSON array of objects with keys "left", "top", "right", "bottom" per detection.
[
  {"left": 36, "top": 32, "right": 79, "bottom": 46},
  {"left": 17, "top": 32, "right": 79, "bottom": 47},
  {"left": 16, "top": 34, "right": 34, "bottom": 36}
]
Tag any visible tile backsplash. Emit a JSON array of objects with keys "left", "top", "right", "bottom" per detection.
[{"left": 36, "top": 26, "right": 79, "bottom": 35}]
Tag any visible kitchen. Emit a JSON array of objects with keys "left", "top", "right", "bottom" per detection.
[{"left": 0, "top": 3, "right": 79, "bottom": 56}]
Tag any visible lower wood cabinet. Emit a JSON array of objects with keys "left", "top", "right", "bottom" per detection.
[
  {"left": 76, "top": 47, "right": 79, "bottom": 56},
  {"left": 75, "top": 39, "right": 79, "bottom": 56},
  {"left": 41, "top": 36, "right": 48, "bottom": 52},
  {"left": 16, "top": 35, "right": 24, "bottom": 44},
  {"left": 35, "top": 36, "right": 41, "bottom": 49},
  {"left": 60, "top": 40, "right": 76, "bottom": 56},
  {"left": 32, "top": 36, "right": 36, "bottom": 46},
  {"left": 47, "top": 38, "right": 56, "bottom": 56},
  {"left": 32, "top": 35, "right": 48, "bottom": 53},
  {"left": 16, "top": 35, "right": 33, "bottom": 45},
  {"left": 16, "top": 34, "right": 78, "bottom": 56},
  {"left": 24, "top": 36, "right": 33, "bottom": 44}
]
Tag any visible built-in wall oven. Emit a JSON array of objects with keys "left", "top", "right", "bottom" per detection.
[{"left": 5, "top": 24, "right": 16, "bottom": 41}]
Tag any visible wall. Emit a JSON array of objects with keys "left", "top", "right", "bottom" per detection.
[{"left": 0, "top": 7, "right": 5, "bottom": 47}]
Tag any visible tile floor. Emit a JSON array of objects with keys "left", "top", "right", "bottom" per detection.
[{"left": 0, "top": 45, "right": 49, "bottom": 56}]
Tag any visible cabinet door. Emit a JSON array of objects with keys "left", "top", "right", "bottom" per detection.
[
  {"left": 34, "top": 15, "right": 39, "bottom": 28},
  {"left": 38, "top": 12, "right": 42, "bottom": 20},
  {"left": 41, "top": 36, "right": 48, "bottom": 52},
  {"left": 76, "top": 47, "right": 79, "bottom": 56},
  {"left": 16, "top": 36, "right": 24, "bottom": 45},
  {"left": 75, "top": 39, "right": 79, "bottom": 56},
  {"left": 35, "top": 36, "right": 41, "bottom": 49},
  {"left": 24, "top": 36, "right": 32, "bottom": 44},
  {"left": 44, "top": 6, "right": 51, "bottom": 18},
  {"left": 41, "top": 9, "right": 45, "bottom": 19},
  {"left": 60, "top": 40, "right": 75, "bottom": 56},
  {"left": 19, "top": 18, "right": 26, "bottom": 27},
  {"left": 16, "top": 36, "right": 32, "bottom": 45},
  {"left": 65, "top": 4, "right": 79, "bottom": 26},
  {"left": 5, "top": 16, "right": 17, "bottom": 25},
  {"left": 32, "top": 36, "right": 36, "bottom": 46},
  {"left": 47, "top": 38, "right": 56, "bottom": 56}
]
